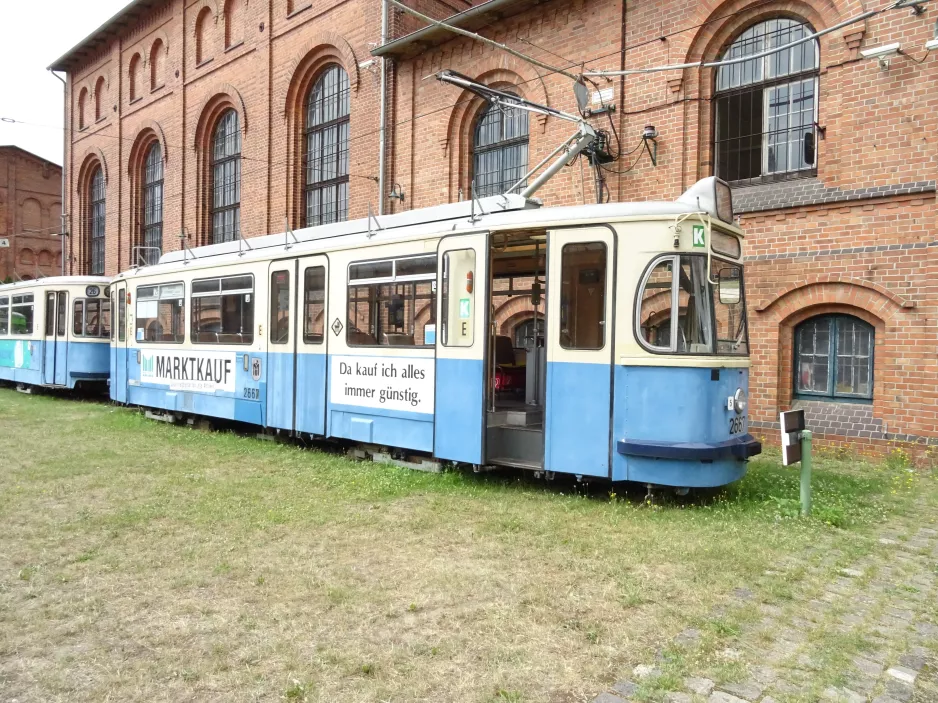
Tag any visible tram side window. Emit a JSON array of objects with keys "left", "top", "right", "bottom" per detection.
[
  {"left": 11, "top": 294, "right": 34, "bottom": 335},
  {"left": 0, "top": 297, "right": 8, "bottom": 335},
  {"left": 56, "top": 292, "right": 67, "bottom": 337},
  {"left": 191, "top": 274, "right": 254, "bottom": 345},
  {"left": 559, "top": 242, "right": 606, "bottom": 350},
  {"left": 73, "top": 298, "right": 111, "bottom": 338},
  {"left": 136, "top": 283, "right": 185, "bottom": 343},
  {"left": 676, "top": 256, "right": 714, "bottom": 354},
  {"left": 269, "top": 270, "right": 290, "bottom": 345},
  {"left": 347, "top": 256, "right": 436, "bottom": 347},
  {"left": 441, "top": 249, "right": 475, "bottom": 347},
  {"left": 303, "top": 266, "right": 325, "bottom": 344},
  {"left": 712, "top": 262, "right": 748, "bottom": 355},
  {"left": 45, "top": 294, "right": 55, "bottom": 336}
]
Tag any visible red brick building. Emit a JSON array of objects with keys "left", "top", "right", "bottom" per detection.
[
  {"left": 51, "top": 0, "right": 937, "bottom": 451},
  {"left": 0, "top": 146, "right": 63, "bottom": 281}
]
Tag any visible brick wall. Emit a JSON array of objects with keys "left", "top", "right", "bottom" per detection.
[
  {"left": 57, "top": 0, "right": 937, "bottom": 451},
  {"left": 0, "top": 147, "right": 63, "bottom": 281}
]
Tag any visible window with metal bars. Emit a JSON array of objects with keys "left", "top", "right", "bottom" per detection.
[
  {"left": 142, "top": 142, "right": 163, "bottom": 265},
  {"left": 472, "top": 100, "right": 528, "bottom": 198},
  {"left": 305, "top": 65, "right": 350, "bottom": 227},
  {"left": 211, "top": 109, "right": 241, "bottom": 243},
  {"left": 89, "top": 167, "right": 106, "bottom": 275},
  {"left": 714, "top": 18, "right": 819, "bottom": 186},
  {"left": 794, "top": 315, "right": 873, "bottom": 401}
]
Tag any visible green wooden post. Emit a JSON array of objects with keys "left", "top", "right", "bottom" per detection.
[{"left": 800, "top": 430, "right": 812, "bottom": 517}]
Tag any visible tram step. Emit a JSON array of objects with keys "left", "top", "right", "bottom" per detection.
[
  {"left": 486, "top": 408, "right": 543, "bottom": 427},
  {"left": 487, "top": 425, "right": 544, "bottom": 468},
  {"left": 487, "top": 457, "right": 543, "bottom": 471}
]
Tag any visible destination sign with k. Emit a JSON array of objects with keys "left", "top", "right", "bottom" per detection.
[{"left": 692, "top": 224, "right": 706, "bottom": 247}]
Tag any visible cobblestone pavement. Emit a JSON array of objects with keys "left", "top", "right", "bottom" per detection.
[{"left": 592, "top": 503, "right": 938, "bottom": 703}]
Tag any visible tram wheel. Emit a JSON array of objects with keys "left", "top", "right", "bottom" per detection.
[{"left": 673, "top": 487, "right": 690, "bottom": 497}]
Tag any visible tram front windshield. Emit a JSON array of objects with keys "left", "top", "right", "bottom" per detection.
[{"left": 639, "top": 254, "right": 748, "bottom": 356}]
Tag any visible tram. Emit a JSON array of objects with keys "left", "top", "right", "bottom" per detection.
[
  {"left": 108, "top": 176, "right": 759, "bottom": 487},
  {"left": 0, "top": 277, "right": 112, "bottom": 391}
]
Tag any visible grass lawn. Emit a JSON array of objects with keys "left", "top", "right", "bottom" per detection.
[{"left": 0, "top": 389, "right": 934, "bottom": 702}]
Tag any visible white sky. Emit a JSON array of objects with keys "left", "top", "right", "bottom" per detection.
[{"left": 0, "top": 0, "right": 130, "bottom": 166}]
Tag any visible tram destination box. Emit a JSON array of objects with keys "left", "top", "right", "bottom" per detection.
[{"left": 780, "top": 409, "right": 805, "bottom": 466}]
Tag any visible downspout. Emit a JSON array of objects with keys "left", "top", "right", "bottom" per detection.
[
  {"left": 617, "top": 0, "right": 626, "bottom": 203},
  {"left": 50, "top": 69, "right": 67, "bottom": 276},
  {"left": 378, "top": 0, "right": 389, "bottom": 215}
]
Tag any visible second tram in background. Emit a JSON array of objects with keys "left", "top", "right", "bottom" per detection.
[
  {"left": 108, "top": 176, "right": 760, "bottom": 488},
  {"left": 0, "top": 277, "right": 111, "bottom": 392}
]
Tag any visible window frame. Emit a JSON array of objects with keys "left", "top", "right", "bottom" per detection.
[
  {"left": 634, "top": 253, "right": 749, "bottom": 357},
  {"left": 472, "top": 99, "right": 530, "bottom": 198},
  {"left": 11, "top": 293, "right": 35, "bottom": 335},
  {"left": 0, "top": 296, "right": 8, "bottom": 335},
  {"left": 303, "top": 265, "right": 326, "bottom": 345},
  {"left": 89, "top": 166, "right": 106, "bottom": 275},
  {"left": 190, "top": 273, "right": 255, "bottom": 345},
  {"left": 440, "top": 248, "right": 476, "bottom": 348},
  {"left": 712, "top": 17, "right": 820, "bottom": 186},
  {"left": 793, "top": 314, "right": 874, "bottom": 402},
  {"left": 135, "top": 282, "right": 186, "bottom": 344},
  {"left": 73, "top": 297, "right": 112, "bottom": 338},
  {"left": 304, "top": 64, "right": 350, "bottom": 227},
  {"left": 142, "top": 141, "right": 164, "bottom": 265},
  {"left": 211, "top": 109, "right": 242, "bottom": 244},
  {"left": 269, "top": 269, "right": 291, "bottom": 346},
  {"left": 558, "top": 241, "right": 607, "bottom": 351},
  {"left": 346, "top": 255, "right": 437, "bottom": 348}
]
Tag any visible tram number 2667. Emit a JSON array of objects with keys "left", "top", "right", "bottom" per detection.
[
  {"left": 243, "top": 387, "right": 261, "bottom": 400},
  {"left": 729, "top": 416, "right": 746, "bottom": 434}
]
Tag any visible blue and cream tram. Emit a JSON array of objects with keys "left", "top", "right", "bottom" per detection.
[
  {"left": 0, "top": 277, "right": 112, "bottom": 391},
  {"left": 109, "top": 176, "right": 760, "bottom": 487}
]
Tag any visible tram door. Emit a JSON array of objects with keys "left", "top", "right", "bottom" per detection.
[
  {"left": 42, "top": 291, "right": 69, "bottom": 386},
  {"left": 293, "top": 256, "right": 329, "bottom": 436},
  {"left": 112, "top": 284, "right": 128, "bottom": 402},
  {"left": 544, "top": 227, "right": 615, "bottom": 478},
  {"left": 266, "top": 261, "right": 296, "bottom": 430},
  {"left": 434, "top": 233, "right": 488, "bottom": 464}
]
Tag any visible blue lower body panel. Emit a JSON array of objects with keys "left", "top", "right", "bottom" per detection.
[
  {"left": 545, "top": 361, "right": 611, "bottom": 478},
  {"left": 329, "top": 403, "right": 434, "bottom": 452},
  {"left": 434, "top": 357, "right": 484, "bottom": 464},
  {"left": 266, "top": 350, "right": 296, "bottom": 431},
  {"left": 1, "top": 339, "right": 107, "bottom": 389},
  {"left": 295, "top": 353, "right": 327, "bottom": 436}
]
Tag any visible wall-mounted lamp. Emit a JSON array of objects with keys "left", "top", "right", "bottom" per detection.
[
  {"left": 388, "top": 184, "right": 405, "bottom": 204},
  {"left": 860, "top": 42, "right": 901, "bottom": 70},
  {"left": 642, "top": 125, "right": 659, "bottom": 167},
  {"left": 358, "top": 58, "right": 378, "bottom": 74},
  {"left": 926, "top": 37, "right": 938, "bottom": 51}
]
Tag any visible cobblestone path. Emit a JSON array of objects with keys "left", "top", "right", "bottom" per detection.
[{"left": 592, "top": 502, "right": 938, "bottom": 703}]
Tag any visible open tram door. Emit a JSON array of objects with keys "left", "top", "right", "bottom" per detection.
[
  {"left": 544, "top": 226, "right": 616, "bottom": 478},
  {"left": 111, "top": 283, "right": 128, "bottom": 402},
  {"left": 434, "top": 233, "right": 488, "bottom": 464},
  {"left": 42, "top": 290, "right": 68, "bottom": 386}
]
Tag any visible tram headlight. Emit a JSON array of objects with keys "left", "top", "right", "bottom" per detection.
[{"left": 733, "top": 388, "right": 747, "bottom": 415}]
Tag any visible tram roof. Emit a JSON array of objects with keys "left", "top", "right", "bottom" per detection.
[
  {"left": 132, "top": 179, "right": 740, "bottom": 278},
  {"left": 0, "top": 276, "right": 111, "bottom": 292}
]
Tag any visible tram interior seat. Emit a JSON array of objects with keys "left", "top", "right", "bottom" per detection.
[
  {"left": 383, "top": 333, "right": 415, "bottom": 346},
  {"left": 348, "top": 329, "right": 377, "bottom": 345}
]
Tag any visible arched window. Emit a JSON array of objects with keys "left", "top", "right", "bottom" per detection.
[
  {"left": 78, "top": 87, "right": 88, "bottom": 129},
  {"left": 211, "top": 109, "right": 241, "bottom": 243},
  {"left": 714, "top": 18, "right": 819, "bottom": 185},
  {"left": 94, "top": 77, "right": 106, "bottom": 121},
  {"left": 795, "top": 314, "right": 873, "bottom": 401},
  {"left": 472, "top": 99, "right": 528, "bottom": 198},
  {"left": 304, "top": 65, "right": 350, "bottom": 226},
  {"left": 88, "top": 166, "right": 106, "bottom": 275},
  {"left": 150, "top": 39, "right": 165, "bottom": 90},
  {"left": 142, "top": 142, "right": 164, "bottom": 264},
  {"left": 196, "top": 7, "right": 213, "bottom": 64},
  {"left": 129, "top": 54, "right": 142, "bottom": 101}
]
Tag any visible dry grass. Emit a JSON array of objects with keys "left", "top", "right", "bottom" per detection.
[{"left": 0, "top": 389, "right": 928, "bottom": 703}]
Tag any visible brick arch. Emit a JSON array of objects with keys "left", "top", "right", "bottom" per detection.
[
  {"left": 19, "top": 248, "right": 36, "bottom": 266},
  {"left": 38, "top": 250, "right": 54, "bottom": 268},
  {"left": 756, "top": 276, "right": 913, "bottom": 314},
  {"left": 77, "top": 86, "right": 90, "bottom": 129},
  {"left": 193, "top": 85, "right": 247, "bottom": 145},
  {"left": 77, "top": 146, "right": 108, "bottom": 187},
  {"left": 193, "top": 0, "right": 220, "bottom": 64},
  {"left": 127, "top": 120, "right": 169, "bottom": 171},
  {"left": 283, "top": 32, "right": 360, "bottom": 101},
  {"left": 441, "top": 62, "right": 547, "bottom": 202},
  {"left": 128, "top": 52, "right": 143, "bottom": 101},
  {"left": 194, "top": 89, "right": 245, "bottom": 244},
  {"left": 282, "top": 37, "right": 357, "bottom": 228},
  {"left": 498, "top": 310, "right": 537, "bottom": 339},
  {"left": 493, "top": 295, "right": 541, "bottom": 334},
  {"left": 756, "top": 279, "right": 909, "bottom": 322}
]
